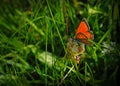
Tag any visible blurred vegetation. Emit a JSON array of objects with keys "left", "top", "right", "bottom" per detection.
[{"left": 0, "top": 0, "right": 120, "bottom": 86}]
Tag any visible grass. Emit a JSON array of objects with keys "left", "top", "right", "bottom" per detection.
[{"left": 0, "top": 0, "right": 120, "bottom": 86}]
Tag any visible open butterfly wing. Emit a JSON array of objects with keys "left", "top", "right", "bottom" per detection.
[
  {"left": 76, "top": 32, "right": 88, "bottom": 40},
  {"left": 76, "top": 32, "right": 93, "bottom": 44},
  {"left": 76, "top": 32, "right": 93, "bottom": 40},
  {"left": 75, "top": 18, "right": 90, "bottom": 36}
]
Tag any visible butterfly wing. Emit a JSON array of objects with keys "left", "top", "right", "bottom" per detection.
[
  {"left": 75, "top": 18, "right": 90, "bottom": 36},
  {"left": 76, "top": 31, "right": 93, "bottom": 44}
]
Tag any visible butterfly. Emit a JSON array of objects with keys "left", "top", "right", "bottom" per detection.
[{"left": 75, "top": 18, "right": 94, "bottom": 45}]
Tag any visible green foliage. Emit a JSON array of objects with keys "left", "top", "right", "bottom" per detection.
[{"left": 0, "top": 0, "right": 120, "bottom": 86}]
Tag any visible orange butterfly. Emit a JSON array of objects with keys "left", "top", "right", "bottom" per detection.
[{"left": 75, "top": 18, "right": 94, "bottom": 45}]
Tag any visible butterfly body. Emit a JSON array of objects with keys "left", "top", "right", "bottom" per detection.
[{"left": 75, "top": 18, "right": 94, "bottom": 44}]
